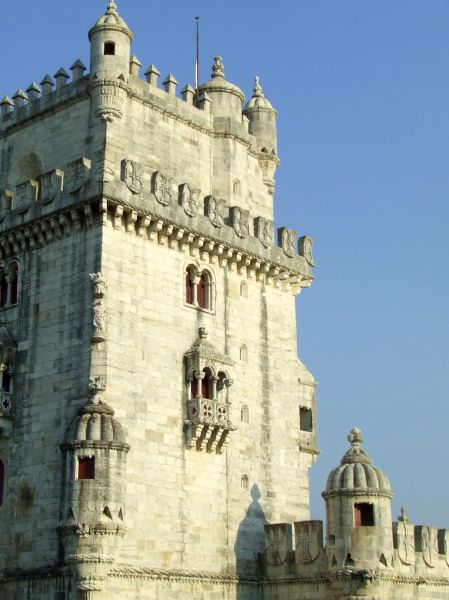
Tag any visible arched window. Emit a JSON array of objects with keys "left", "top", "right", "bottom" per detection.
[
  {"left": 240, "top": 281, "right": 248, "bottom": 298},
  {"left": 0, "top": 460, "right": 4, "bottom": 506},
  {"left": 0, "top": 272, "right": 7, "bottom": 308},
  {"left": 197, "top": 272, "right": 208, "bottom": 309},
  {"left": 217, "top": 372, "right": 227, "bottom": 401},
  {"left": 10, "top": 263, "right": 18, "bottom": 305},
  {"left": 202, "top": 368, "right": 213, "bottom": 399},
  {"left": 185, "top": 268, "right": 194, "bottom": 305},
  {"left": 191, "top": 374, "right": 198, "bottom": 398},
  {"left": 240, "top": 344, "right": 248, "bottom": 362},
  {"left": 184, "top": 266, "right": 213, "bottom": 311}
]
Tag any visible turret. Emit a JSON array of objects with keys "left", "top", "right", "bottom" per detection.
[
  {"left": 88, "top": 0, "right": 133, "bottom": 80},
  {"left": 88, "top": 1, "right": 133, "bottom": 122},
  {"left": 243, "top": 76, "right": 278, "bottom": 156},
  {"left": 58, "top": 395, "right": 129, "bottom": 596},
  {"left": 322, "top": 428, "right": 394, "bottom": 570},
  {"left": 198, "top": 56, "right": 245, "bottom": 121}
]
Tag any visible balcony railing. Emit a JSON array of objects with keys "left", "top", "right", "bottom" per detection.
[{"left": 187, "top": 397, "right": 230, "bottom": 428}]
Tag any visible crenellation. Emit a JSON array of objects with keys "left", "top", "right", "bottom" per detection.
[
  {"left": 12, "top": 89, "right": 27, "bottom": 110},
  {"left": 25, "top": 82, "right": 41, "bottom": 101},
  {"left": 129, "top": 54, "right": 142, "bottom": 77},
  {"left": 40, "top": 74, "right": 55, "bottom": 96},
  {"left": 144, "top": 63, "right": 160, "bottom": 86},
  {"left": 54, "top": 68, "right": 70, "bottom": 89}
]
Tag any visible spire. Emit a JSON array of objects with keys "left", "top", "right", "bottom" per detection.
[
  {"left": 252, "top": 75, "right": 264, "bottom": 98},
  {"left": 211, "top": 56, "right": 225, "bottom": 79}
]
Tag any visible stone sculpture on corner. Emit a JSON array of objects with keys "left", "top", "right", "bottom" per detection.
[{"left": 89, "top": 272, "right": 107, "bottom": 343}]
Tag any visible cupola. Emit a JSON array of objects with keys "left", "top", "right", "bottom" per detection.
[
  {"left": 198, "top": 57, "right": 245, "bottom": 120},
  {"left": 322, "top": 428, "right": 394, "bottom": 570},
  {"left": 243, "top": 76, "right": 278, "bottom": 155}
]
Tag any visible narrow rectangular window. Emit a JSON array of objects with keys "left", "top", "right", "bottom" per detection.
[
  {"left": 0, "top": 460, "right": 4, "bottom": 506},
  {"left": 78, "top": 457, "right": 95, "bottom": 480},
  {"left": 299, "top": 407, "right": 313, "bottom": 432}
]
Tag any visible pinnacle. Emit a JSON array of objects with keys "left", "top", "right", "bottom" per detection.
[
  {"left": 347, "top": 427, "right": 364, "bottom": 447},
  {"left": 253, "top": 75, "right": 264, "bottom": 98},
  {"left": 106, "top": 0, "right": 118, "bottom": 15},
  {"left": 211, "top": 56, "right": 225, "bottom": 79}
]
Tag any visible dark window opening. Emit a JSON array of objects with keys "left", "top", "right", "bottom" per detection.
[
  {"left": 2, "top": 367, "right": 10, "bottom": 393},
  {"left": 217, "top": 372, "right": 227, "bottom": 400},
  {"left": 202, "top": 368, "right": 212, "bottom": 399},
  {"left": 299, "top": 407, "right": 313, "bottom": 432},
  {"left": 185, "top": 270, "right": 194, "bottom": 305},
  {"left": 354, "top": 502, "right": 374, "bottom": 526},
  {"left": 10, "top": 268, "right": 18, "bottom": 305},
  {"left": 0, "top": 460, "right": 4, "bottom": 506},
  {"left": 197, "top": 272, "right": 207, "bottom": 309},
  {"left": 0, "top": 275, "right": 7, "bottom": 308},
  {"left": 191, "top": 376, "right": 198, "bottom": 398},
  {"left": 78, "top": 457, "right": 95, "bottom": 480},
  {"left": 104, "top": 42, "right": 115, "bottom": 56}
]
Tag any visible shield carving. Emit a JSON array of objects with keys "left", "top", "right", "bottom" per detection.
[
  {"left": 394, "top": 521, "right": 415, "bottom": 566},
  {"left": 418, "top": 526, "right": 439, "bottom": 568},
  {"left": 265, "top": 524, "right": 291, "bottom": 566},
  {"left": 295, "top": 521, "right": 322, "bottom": 563}
]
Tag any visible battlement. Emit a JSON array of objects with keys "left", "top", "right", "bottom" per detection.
[{"left": 262, "top": 518, "right": 449, "bottom": 580}]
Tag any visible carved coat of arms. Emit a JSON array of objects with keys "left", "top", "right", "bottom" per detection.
[
  {"left": 205, "top": 195, "right": 225, "bottom": 228},
  {"left": 152, "top": 171, "right": 175, "bottom": 206},
  {"left": 121, "top": 159, "right": 143, "bottom": 195},
  {"left": 230, "top": 206, "right": 249, "bottom": 238}
]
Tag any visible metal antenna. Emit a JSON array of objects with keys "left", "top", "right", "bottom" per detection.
[{"left": 195, "top": 16, "right": 200, "bottom": 97}]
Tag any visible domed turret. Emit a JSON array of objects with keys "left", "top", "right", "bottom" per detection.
[
  {"left": 89, "top": 1, "right": 132, "bottom": 81},
  {"left": 243, "top": 76, "right": 278, "bottom": 155},
  {"left": 322, "top": 428, "right": 394, "bottom": 570},
  {"left": 198, "top": 56, "right": 245, "bottom": 120}
]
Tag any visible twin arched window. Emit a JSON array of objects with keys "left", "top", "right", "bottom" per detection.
[
  {"left": 0, "top": 262, "right": 19, "bottom": 309},
  {"left": 190, "top": 367, "right": 229, "bottom": 401},
  {"left": 185, "top": 266, "right": 213, "bottom": 311}
]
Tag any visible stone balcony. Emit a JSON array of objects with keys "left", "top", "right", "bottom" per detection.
[{"left": 185, "top": 397, "right": 233, "bottom": 453}]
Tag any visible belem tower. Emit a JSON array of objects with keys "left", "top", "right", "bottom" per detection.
[{"left": 0, "top": 2, "right": 447, "bottom": 599}]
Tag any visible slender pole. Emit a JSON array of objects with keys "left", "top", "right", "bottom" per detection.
[{"left": 195, "top": 16, "right": 200, "bottom": 97}]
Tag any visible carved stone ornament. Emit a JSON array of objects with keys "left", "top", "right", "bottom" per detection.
[
  {"left": 179, "top": 183, "right": 200, "bottom": 218},
  {"left": 89, "top": 272, "right": 106, "bottom": 298},
  {"left": 15, "top": 179, "right": 39, "bottom": 214},
  {"left": 254, "top": 216, "right": 274, "bottom": 248},
  {"left": 204, "top": 196, "right": 225, "bottom": 228},
  {"left": 438, "top": 529, "right": 449, "bottom": 567},
  {"left": 417, "top": 525, "right": 439, "bottom": 568},
  {"left": 299, "top": 235, "right": 315, "bottom": 267},
  {"left": 39, "top": 169, "right": 64, "bottom": 204},
  {"left": 394, "top": 520, "right": 415, "bottom": 566},
  {"left": 152, "top": 171, "right": 175, "bottom": 206},
  {"left": 92, "top": 299, "right": 106, "bottom": 343},
  {"left": 0, "top": 325, "right": 16, "bottom": 372},
  {"left": 230, "top": 206, "right": 250, "bottom": 238},
  {"left": 91, "top": 80, "right": 127, "bottom": 122},
  {"left": 65, "top": 158, "right": 91, "bottom": 194},
  {"left": 121, "top": 159, "right": 143, "bottom": 195},
  {"left": 278, "top": 227, "right": 296, "bottom": 257},
  {"left": 0, "top": 190, "right": 13, "bottom": 222},
  {"left": 265, "top": 524, "right": 291, "bottom": 566},
  {"left": 89, "top": 376, "right": 107, "bottom": 404},
  {"left": 295, "top": 521, "right": 322, "bottom": 563}
]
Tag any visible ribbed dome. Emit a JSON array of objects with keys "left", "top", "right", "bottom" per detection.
[
  {"left": 89, "top": 1, "right": 133, "bottom": 41},
  {"left": 65, "top": 400, "right": 126, "bottom": 445},
  {"left": 243, "top": 76, "right": 275, "bottom": 111},
  {"left": 325, "top": 428, "right": 391, "bottom": 494},
  {"left": 198, "top": 56, "right": 245, "bottom": 103}
]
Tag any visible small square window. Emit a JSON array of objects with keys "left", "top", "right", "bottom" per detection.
[
  {"left": 354, "top": 502, "right": 374, "bottom": 526},
  {"left": 104, "top": 42, "right": 115, "bottom": 56},
  {"left": 78, "top": 457, "right": 95, "bottom": 480}
]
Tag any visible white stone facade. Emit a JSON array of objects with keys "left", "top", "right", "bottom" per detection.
[{"left": 0, "top": 2, "right": 446, "bottom": 599}]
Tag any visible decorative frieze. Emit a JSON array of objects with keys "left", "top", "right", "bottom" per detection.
[
  {"left": 179, "top": 183, "right": 200, "bottom": 218},
  {"left": 152, "top": 171, "right": 175, "bottom": 206},
  {"left": 230, "top": 206, "right": 249, "bottom": 238},
  {"left": 65, "top": 157, "right": 91, "bottom": 194},
  {"left": 0, "top": 190, "right": 13, "bottom": 221},
  {"left": 39, "top": 169, "right": 64, "bottom": 204},
  {"left": 204, "top": 195, "right": 225, "bottom": 228},
  {"left": 299, "top": 235, "right": 315, "bottom": 266},
  {"left": 254, "top": 216, "right": 274, "bottom": 248},
  {"left": 15, "top": 179, "right": 39, "bottom": 214},
  {"left": 278, "top": 226, "right": 296, "bottom": 257},
  {"left": 121, "top": 159, "right": 143, "bottom": 195}
]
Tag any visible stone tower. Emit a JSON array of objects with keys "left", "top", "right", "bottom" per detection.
[{"left": 0, "top": 2, "right": 317, "bottom": 598}]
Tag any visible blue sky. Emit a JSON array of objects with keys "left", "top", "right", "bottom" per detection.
[{"left": 2, "top": 1, "right": 449, "bottom": 526}]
